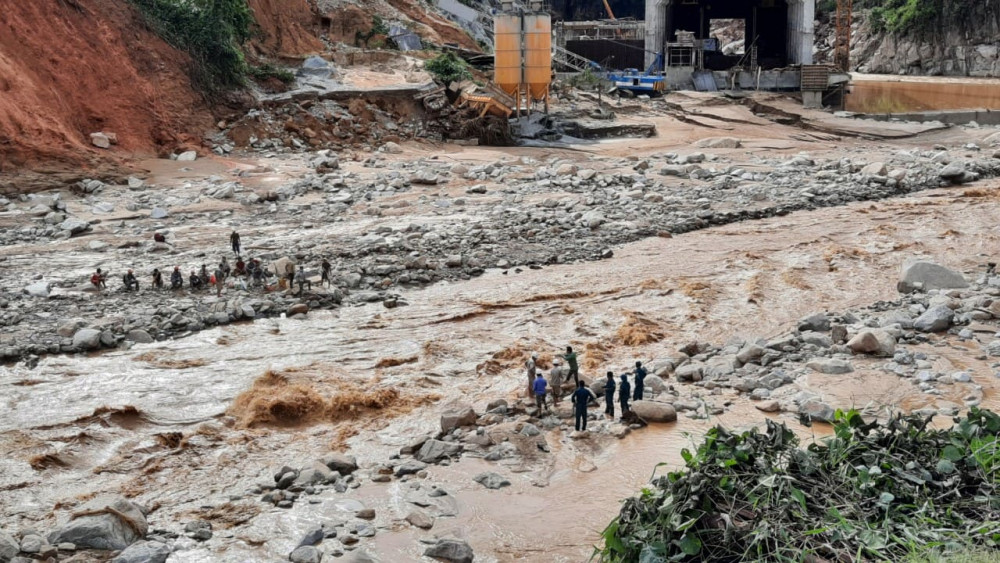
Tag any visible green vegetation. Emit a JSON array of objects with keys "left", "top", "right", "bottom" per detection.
[
  {"left": 569, "top": 68, "right": 604, "bottom": 90},
  {"left": 130, "top": 0, "right": 255, "bottom": 92},
  {"left": 598, "top": 409, "right": 1000, "bottom": 562},
  {"left": 248, "top": 63, "right": 295, "bottom": 85},
  {"left": 424, "top": 52, "right": 473, "bottom": 84},
  {"left": 355, "top": 15, "right": 389, "bottom": 49},
  {"left": 859, "top": 0, "right": 978, "bottom": 35}
]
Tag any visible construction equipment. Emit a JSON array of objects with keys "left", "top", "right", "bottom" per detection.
[
  {"left": 606, "top": 52, "right": 665, "bottom": 95},
  {"left": 552, "top": 45, "right": 603, "bottom": 73},
  {"left": 834, "top": 0, "right": 852, "bottom": 72},
  {"left": 601, "top": 0, "right": 616, "bottom": 20}
]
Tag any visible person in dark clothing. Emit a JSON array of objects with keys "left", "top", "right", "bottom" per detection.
[
  {"left": 571, "top": 381, "right": 597, "bottom": 431},
  {"left": 230, "top": 230, "right": 241, "bottom": 256},
  {"left": 297, "top": 275, "right": 312, "bottom": 294},
  {"left": 153, "top": 232, "right": 166, "bottom": 243},
  {"left": 199, "top": 264, "right": 210, "bottom": 286},
  {"left": 152, "top": 268, "right": 163, "bottom": 289},
  {"left": 170, "top": 267, "right": 183, "bottom": 289},
  {"left": 220, "top": 256, "right": 231, "bottom": 279},
  {"left": 234, "top": 258, "right": 246, "bottom": 277},
  {"left": 604, "top": 372, "right": 616, "bottom": 418},
  {"left": 284, "top": 262, "right": 295, "bottom": 289},
  {"left": 533, "top": 373, "right": 549, "bottom": 415},
  {"left": 321, "top": 259, "right": 332, "bottom": 288},
  {"left": 619, "top": 374, "right": 631, "bottom": 418},
  {"left": 123, "top": 269, "right": 139, "bottom": 292},
  {"left": 190, "top": 271, "right": 203, "bottom": 290},
  {"left": 563, "top": 346, "right": 580, "bottom": 385},
  {"left": 633, "top": 361, "right": 647, "bottom": 401}
]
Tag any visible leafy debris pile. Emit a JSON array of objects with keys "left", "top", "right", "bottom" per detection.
[{"left": 600, "top": 409, "right": 1000, "bottom": 562}]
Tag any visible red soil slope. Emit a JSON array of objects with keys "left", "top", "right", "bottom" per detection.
[
  {"left": 248, "top": 0, "right": 325, "bottom": 58},
  {"left": 0, "top": 0, "right": 212, "bottom": 176}
]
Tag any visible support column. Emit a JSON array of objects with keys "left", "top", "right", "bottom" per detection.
[
  {"left": 645, "top": 0, "right": 668, "bottom": 70},
  {"left": 786, "top": 0, "right": 815, "bottom": 65}
]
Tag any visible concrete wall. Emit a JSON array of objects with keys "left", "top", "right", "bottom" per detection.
[{"left": 786, "top": 0, "right": 815, "bottom": 65}]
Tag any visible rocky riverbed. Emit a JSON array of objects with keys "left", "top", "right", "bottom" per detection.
[{"left": 5, "top": 93, "right": 1000, "bottom": 562}]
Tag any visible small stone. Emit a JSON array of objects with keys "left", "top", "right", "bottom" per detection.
[
  {"left": 423, "top": 539, "right": 474, "bottom": 563},
  {"left": 473, "top": 472, "right": 511, "bottom": 489},
  {"left": 289, "top": 545, "right": 322, "bottom": 563},
  {"left": 405, "top": 509, "right": 434, "bottom": 529}
]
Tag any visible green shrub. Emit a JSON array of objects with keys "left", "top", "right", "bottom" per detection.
[
  {"left": 130, "top": 0, "right": 254, "bottom": 92},
  {"left": 599, "top": 408, "right": 1000, "bottom": 562},
  {"left": 248, "top": 63, "right": 295, "bottom": 84},
  {"left": 424, "top": 52, "right": 472, "bottom": 84}
]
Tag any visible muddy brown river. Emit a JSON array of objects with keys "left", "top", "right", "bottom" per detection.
[{"left": 4, "top": 165, "right": 1000, "bottom": 561}]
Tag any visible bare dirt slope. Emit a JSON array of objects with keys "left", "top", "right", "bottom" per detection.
[
  {"left": 248, "top": 0, "right": 325, "bottom": 58},
  {"left": 0, "top": 0, "right": 213, "bottom": 177}
]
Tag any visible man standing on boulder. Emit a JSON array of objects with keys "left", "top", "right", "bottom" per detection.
[
  {"left": 604, "top": 372, "right": 616, "bottom": 418},
  {"left": 532, "top": 371, "right": 549, "bottom": 415},
  {"left": 230, "top": 230, "right": 241, "bottom": 256},
  {"left": 571, "top": 381, "right": 596, "bottom": 431},
  {"left": 321, "top": 258, "right": 333, "bottom": 288},
  {"left": 525, "top": 353, "right": 538, "bottom": 398},
  {"left": 562, "top": 346, "right": 579, "bottom": 385},
  {"left": 633, "top": 361, "right": 647, "bottom": 401},
  {"left": 619, "top": 373, "right": 631, "bottom": 419}
]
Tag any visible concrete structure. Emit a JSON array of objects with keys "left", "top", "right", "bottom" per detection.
[{"left": 644, "top": 0, "right": 816, "bottom": 70}]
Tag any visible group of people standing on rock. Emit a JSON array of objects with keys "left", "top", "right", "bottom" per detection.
[
  {"left": 89, "top": 230, "right": 337, "bottom": 296},
  {"left": 525, "top": 347, "right": 648, "bottom": 432}
]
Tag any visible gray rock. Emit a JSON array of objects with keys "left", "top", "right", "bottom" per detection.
[
  {"left": 630, "top": 401, "right": 677, "bottom": 422},
  {"left": 176, "top": 151, "right": 198, "bottom": 162},
  {"left": 736, "top": 344, "right": 765, "bottom": 364},
  {"left": 939, "top": 162, "right": 966, "bottom": 181},
  {"left": 0, "top": 532, "right": 16, "bottom": 563},
  {"left": 185, "top": 520, "right": 212, "bottom": 541},
  {"left": 440, "top": 405, "right": 477, "bottom": 432},
  {"left": 474, "top": 472, "right": 511, "bottom": 489},
  {"left": 913, "top": 305, "right": 955, "bottom": 333},
  {"left": 801, "top": 401, "right": 835, "bottom": 423},
  {"left": 805, "top": 358, "right": 854, "bottom": 374},
  {"left": 19, "top": 535, "right": 44, "bottom": 554},
  {"left": 798, "top": 313, "right": 830, "bottom": 332},
  {"left": 675, "top": 363, "right": 703, "bottom": 382},
  {"left": 48, "top": 495, "right": 148, "bottom": 551},
  {"left": 694, "top": 136, "right": 741, "bottom": 149},
  {"left": 289, "top": 545, "right": 322, "bottom": 563},
  {"left": 416, "top": 439, "right": 463, "bottom": 464},
  {"left": 424, "top": 539, "right": 474, "bottom": 563},
  {"left": 111, "top": 540, "right": 171, "bottom": 563},
  {"left": 321, "top": 453, "right": 357, "bottom": 475},
  {"left": 126, "top": 329, "right": 154, "bottom": 344},
  {"left": 59, "top": 218, "right": 90, "bottom": 235},
  {"left": 90, "top": 132, "right": 111, "bottom": 149},
  {"left": 72, "top": 328, "right": 103, "bottom": 351},
  {"left": 898, "top": 262, "right": 968, "bottom": 294},
  {"left": 406, "top": 509, "right": 434, "bottom": 529},
  {"left": 294, "top": 461, "right": 335, "bottom": 486},
  {"left": 644, "top": 374, "right": 666, "bottom": 394},
  {"left": 393, "top": 460, "right": 428, "bottom": 477},
  {"left": 800, "top": 331, "right": 833, "bottom": 348},
  {"left": 57, "top": 320, "right": 86, "bottom": 339},
  {"left": 24, "top": 281, "right": 51, "bottom": 298},
  {"left": 755, "top": 400, "right": 780, "bottom": 413},
  {"left": 150, "top": 207, "right": 169, "bottom": 219},
  {"left": 847, "top": 329, "right": 896, "bottom": 356},
  {"left": 861, "top": 162, "right": 887, "bottom": 176}
]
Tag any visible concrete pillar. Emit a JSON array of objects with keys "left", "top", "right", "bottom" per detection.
[
  {"left": 786, "top": 0, "right": 815, "bottom": 65},
  {"left": 802, "top": 90, "right": 822, "bottom": 108},
  {"left": 645, "top": 0, "right": 668, "bottom": 70}
]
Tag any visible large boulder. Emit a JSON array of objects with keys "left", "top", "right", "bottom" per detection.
[
  {"left": 72, "top": 328, "right": 103, "bottom": 351},
  {"left": 0, "top": 532, "right": 17, "bottom": 563},
  {"left": 630, "top": 401, "right": 677, "bottom": 423},
  {"left": 847, "top": 329, "right": 896, "bottom": 356},
  {"left": 913, "top": 305, "right": 955, "bottom": 333},
  {"left": 800, "top": 401, "right": 835, "bottom": 423},
  {"left": 644, "top": 374, "right": 667, "bottom": 394},
  {"left": 694, "top": 136, "right": 741, "bottom": 149},
  {"left": 289, "top": 545, "right": 322, "bottom": 563},
  {"left": 23, "top": 281, "right": 51, "bottom": 298},
  {"left": 440, "top": 405, "right": 477, "bottom": 432},
  {"left": 424, "top": 539, "right": 474, "bottom": 563},
  {"left": 321, "top": 453, "right": 357, "bottom": 475},
  {"left": 675, "top": 363, "right": 703, "bottom": 382},
  {"left": 59, "top": 218, "right": 91, "bottom": 235},
  {"left": 797, "top": 313, "right": 830, "bottom": 332},
  {"left": 111, "top": 540, "right": 170, "bottom": 563},
  {"left": 415, "top": 439, "right": 463, "bottom": 463},
  {"left": 805, "top": 358, "right": 854, "bottom": 374},
  {"left": 898, "top": 262, "right": 968, "bottom": 294},
  {"left": 48, "top": 495, "right": 148, "bottom": 551}
]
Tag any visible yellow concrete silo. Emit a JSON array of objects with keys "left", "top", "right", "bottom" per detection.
[
  {"left": 493, "top": 12, "right": 523, "bottom": 99},
  {"left": 523, "top": 11, "right": 551, "bottom": 105}
]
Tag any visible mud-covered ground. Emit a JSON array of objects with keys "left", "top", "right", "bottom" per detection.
[{"left": 3, "top": 93, "right": 1000, "bottom": 562}]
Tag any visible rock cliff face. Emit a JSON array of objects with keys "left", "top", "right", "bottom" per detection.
[{"left": 815, "top": 2, "right": 1000, "bottom": 76}]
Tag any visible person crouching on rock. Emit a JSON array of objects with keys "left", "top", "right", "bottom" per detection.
[
  {"left": 533, "top": 371, "right": 550, "bottom": 415},
  {"left": 190, "top": 270, "right": 203, "bottom": 290},
  {"left": 571, "top": 381, "right": 596, "bottom": 431},
  {"left": 604, "top": 372, "right": 616, "bottom": 418},
  {"left": 123, "top": 269, "right": 139, "bottom": 292},
  {"left": 152, "top": 268, "right": 163, "bottom": 289},
  {"left": 170, "top": 266, "right": 183, "bottom": 289},
  {"left": 91, "top": 268, "right": 107, "bottom": 291}
]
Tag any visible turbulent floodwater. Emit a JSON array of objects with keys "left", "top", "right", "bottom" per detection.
[{"left": 4, "top": 167, "right": 1000, "bottom": 559}]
